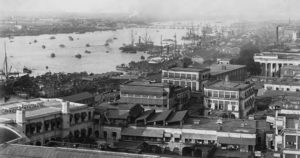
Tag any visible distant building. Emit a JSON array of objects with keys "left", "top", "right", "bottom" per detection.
[
  {"left": 280, "top": 65, "right": 300, "bottom": 78},
  {"left": 162, "top": 67, "right": 210, "bottom": 92},
  {"left": 208, "top": 64, "right": 247, "bottom": 81},
  {"left": 264, "top": 78, "right": 300, "bottom": 92},
  {"left": 254, "top": 52, "right": 300, "bottom": 77},
  {"left": 119, "top": 81, "right": 190, "bottom": 112},
  {"left": 204, "top": 80, "right": 255, "bottom": 119},
  {"left": 217, "top": 58, "right": 230, "bottom": 65}
]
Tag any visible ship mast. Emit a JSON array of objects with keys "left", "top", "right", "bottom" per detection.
[{"left": 3, "top": 42, "right": 8, "bottom": 79}]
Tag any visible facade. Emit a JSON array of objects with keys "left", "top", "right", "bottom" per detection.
[
  {"left": 268, "top": 99, "right": 300, "bottom": 158},
  {"left": 119, "top": 81, "right": 190, "bottom": 112},
  {"left": 208, "top": 64, "right": 247, "bottom": 81},
  {"left": 204, "top": 80, "right": 255, "bottom": 119},
  {"left": 0, "top": 98, "right": 94, "bottom": 146},
  {"left": 217, "top": 58, "right": 231, "bottom": 65},
  {"left": 264, "top": 78, "right": 300, "bottom": 92},
  {"left": 254, "top": 52, "right": 300, "bottom": 77},
  {"left": 281, "top": 65, "right": 300, "bottom": 78},
  {"left": 162, "top": 67, "right": 210, "bottom": 92}
]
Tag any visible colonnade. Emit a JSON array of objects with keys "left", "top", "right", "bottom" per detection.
[{"left": 260, "top": 62, "right": 293, "bottom": 77}]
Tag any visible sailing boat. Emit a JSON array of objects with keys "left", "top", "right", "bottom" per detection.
[
  {"left": 119, "top": 30, "right": 137, "bottom": 53},
  {"left": 0, "top": 42, "right": 21, "bottom": 86}
]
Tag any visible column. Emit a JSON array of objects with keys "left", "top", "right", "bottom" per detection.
[
  {"left": 265, "top": 63, "right": 268, "bottom": 77},
  {"left": 275, "top": 63, "right": 279, "bottom": 77}
]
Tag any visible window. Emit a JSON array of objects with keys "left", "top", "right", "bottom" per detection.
[
  {"left": 287, "top": 88, "right": 290, "bottom": 91},
  {"left": 213, "top": 91, "right": 218, "bottom": 97},
  {"left": 181, "top": 81, "right": 185, "bottom": 87},
  {"left": 192, "top": 74, "right": 197, "bottom": 80},
  {"left": 208, "top": 90, "right": 212, "bottom": 97},
  {"left": 219, "top": 101, "right": 224, "bottom": 110},
  {"left": 187, "top": 74, "right": 192, "bottom": 80},
  {"left": 181, "top": 73, "right": 186, "bottom": 79},
  {"left": 175, "top": 73, "right": 180, "bottom": 78},
  {"left": 192, "top": 82, "right": 197, "bottom": 91},
  {"left": 174, "top": 81, "right": 180, "bottom": 86},
  {"left": 219, "top": 91, "right": 224, "bottom": 98},
  {"left": 225, "top": 92, "right": 230, "bottom": 98},
  {"left": 230, "top": 92, "right": 237, "bottom": 98},
  {"left": 187, "top": 82, "right": 191, "bottom": 87},
  {"left": 169, "top": 73, "right": 174, "bottom": 78}
]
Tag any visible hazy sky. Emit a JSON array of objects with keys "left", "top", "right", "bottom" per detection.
[{"left": 0, "top": 0, "right": 299, "bottom": 20}]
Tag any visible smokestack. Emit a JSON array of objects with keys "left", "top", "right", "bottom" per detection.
[
  {"left": 62, "top": 101, "right": 70, "bottom": 114},
  {"left": 276, "top": 26, "right": 279, "bottom": 44},
  {"left": 16, "top": 108, "right": 26, "bottom": 124}
]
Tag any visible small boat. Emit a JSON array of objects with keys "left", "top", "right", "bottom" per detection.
[
  {"left": 29, "top": 42, "right": 32, "bottom": 44},
  {"left": 68, "top": 36, "right": 74, "bottom": 41},
  {"left": 105, "top": 43, "right": 109, "bottom": 47},
  {"left": 50, "top": 36, "right": 56, "bottom": 40},
  {"left": 46, "top": 66, "right": 49, "bottom": 69},
  {"left": 23, "top": 67, "right": 32, "bottom": 74},
  {"left": 75, "top": 54, "right": 82, "bottom": 59},
  {"left": 84, "top": 50, "right": 91, "bottom": 54},
  {"left": 86, "top": 44, "right": 90, "bottom": 47},
  {"left": 42, "top": 45, "right": 46, "bottom": 49},
  {"left": 51, "top": 53, "right": 55, "bottom": 58},
  {"left": 106, "top": 51, "right": 109, "bottom": 53},
  {"left": 113, "top": 37, "right": 117, "bottom": 40},
  {"left": 34, "top": 40, "right": 37, "bottom": 43},
  {"left": 59, "top": 44, "right": 65, "bottom": 48}
]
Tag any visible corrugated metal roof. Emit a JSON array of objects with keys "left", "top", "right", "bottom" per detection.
[
  {"left": 217, "top": 137, "right": 256, "bottom": 145},
  {"left": 135, "top": 110, "right": 155, "bottom": 122},
  {"left": 121, "top": 127, "right": 164, "bottom": 138},
  {"left": 182, "top": 133, "right": 217, "bottom": 140},
  {"left": 62, "top": 92, "right": 93, "bottom": 103},
  {"left": 147, "top": 110, "right": 173, "bottom": 123},
  {"left": 166, "top": 110, "right": 187, "bottom": 123}
]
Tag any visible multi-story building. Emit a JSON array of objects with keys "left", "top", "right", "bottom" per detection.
[
  {"left": 162, "top": 67, "right": 210, "bottom": 92},
  {"left": 204, "top": 80, "right": 255, "bottom": 119},
  {"left": 208, "top": 64, "right": 247, "bottom": 81},
  {"left": 267, "top": 98, "right": 300, "bottom": 158},
  {"left": 254, "top": 52, "right": 300, "bottom": 77},
  {"left": 0, "top": 98, "right": 94, "bottom": 146},
  {"left": 119, "top": 81, "right": 190, "bottom": 112}
]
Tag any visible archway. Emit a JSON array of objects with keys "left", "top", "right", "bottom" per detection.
[
  {"left": 173, "top": 147, "right": 180, "bottom": 155},
  {"left": 194, "top": 148, "right": 202, "bottom": 157}
]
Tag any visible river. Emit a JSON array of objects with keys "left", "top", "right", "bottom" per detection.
[{"left": 0, "top": 28, "right": 188, "bottom": 76}]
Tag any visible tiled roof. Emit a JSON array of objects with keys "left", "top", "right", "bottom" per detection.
[
  {"left": 62, "top": 92, "right": 93, "bottom": 102},
  {"left": 147, "top": 110, "right": 173, "bottom": 123},
  {"left": 166, "top": 110, "right": 187, "bottom": 123},
  {"left": 135, "top": 110, "right": 155, "bottom": 122}
]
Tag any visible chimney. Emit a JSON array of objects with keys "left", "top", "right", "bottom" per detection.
[
  {"left": 16, "top": 108, "right": 26, "bottom": 124},
  {"left": 62, "top": 101, "right": 70, "bottom": 114}
]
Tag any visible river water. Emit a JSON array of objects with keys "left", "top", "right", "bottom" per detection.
[{"left": 0, "top": 28, "right": 188, "bottom": 76}]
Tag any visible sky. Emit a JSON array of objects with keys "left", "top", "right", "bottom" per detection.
[{"left": 0, "top": 0, "right": 299, "bottom": 20}]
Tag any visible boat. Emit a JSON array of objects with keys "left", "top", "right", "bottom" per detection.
[
  {"left": 113, "top": 37, "right": 117, "bottom": 40},
  {"left": 34, "top": 40, "right": 37, "bottom": 43},
  {"left": 119, "top": 30, "right": 137, "bottom": 53},
  {"left": 68, "top": 36, "right": 74, "bottom": 41},
  {"left": 106, "top": 51, "right": 109, "bottom": 53},
  {"left": 86, "top": 44, "right": 90, "bottom": 47},
  {"left": 50, "top": 36, "right": 56, "bottom": 40},
  {"left": 23, "top": 67, "right": 32, "bottom": 74},
  {"left": 42, "top": 45, "right": 46, "bottom": 49},
  {"left": 75, "top": 54, "right": 82, "bottom": 59},
  {"left": 116, "top": 64, "right": 130, "bottom": 71},
  {"left": 84, "top": 50, "right": 91, "bottom": 54},
  {"left": 59, "top": 44, "right": 65, "bottom": 48},
  {"left": 50, "top": 53, "right": 55, "bottom": 58}
]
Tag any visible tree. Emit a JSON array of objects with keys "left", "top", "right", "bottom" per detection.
[
  {"left": 230, "top": 43, "right": 261, "bottom": 75},
  {"left": 140, "top": 55, "right": 145, "bottom": 60},
  {"left": 179, "top": 57, "right": 193, "bottom": 68}
]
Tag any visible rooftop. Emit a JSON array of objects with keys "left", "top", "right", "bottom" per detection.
[
  {"left": 147, "top": 110, "right": 173, "bottom": 123},
  {"left": 0, "top": 144, "right": 161, "bottom": 158},
  {"left": 208, "top": 64, "right": 246, "bottom": 76},
  {"left": 61, "top": 92, "right": 94, "bottom": 103},
  {"left": 205, "top": 81, "right": 252, "bottom": 91},
  {"left": 0, "top": 98, "right": 88, "bottom": 123},
  {"left": 165, "top": 67, "right": 210, "bottom": 73}
]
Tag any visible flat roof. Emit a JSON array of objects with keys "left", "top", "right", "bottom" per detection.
[
  {"left": 205, "top": 81, "right": 252, "bottom": 91},
  {"left": 123, "top": 81, "right": 166, "bottom": 87},
  {"left": 208, "top": 64, "right": 245, "bottom": 76},
  {"left": 0, "top": 98, "right": 88, "bottom": 123},
  {"left": 165, "top": 67, "right": 210, "bottom": 72}
]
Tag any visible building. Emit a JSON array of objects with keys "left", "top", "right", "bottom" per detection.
[
  {"left": 119, "top": 81, "right": 190, "bottom": 112},
  {"left": 162, "top": 67, "right": 210, "bottom": 92},
  {"left": 281, "top": 65, "right": 300, "bottom": 78},
  {"left": 62, "top": 92, "right": 94, "bottom": 106},
  {"left": 0, "top": 98, "right": 94, "bottom": 146},
  {"left": 267, "top": 98, "right": 300, "bottom": 158},
  {"left": 208, "top": 64, "right": 247, "bottom": 81},
  {"left": 264, "top": 78, "right": 300, "bottom": 92},
  {"left": 204, "top": 80, "right": 255, "bottom": 119},
  {"left": 217, "top": 58, "right": 231, "bottom": 65},
  {"left": 254, "top": 52, "right": 300, "bottom": 77}
]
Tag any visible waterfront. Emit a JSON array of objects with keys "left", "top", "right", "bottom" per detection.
[{"left": 0, "top": 28, "right": 188, "bottom": 76}]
